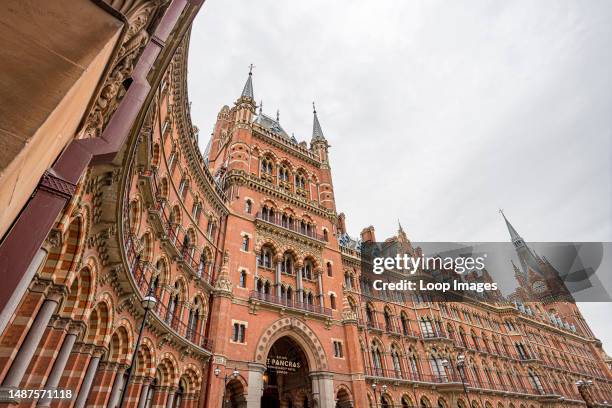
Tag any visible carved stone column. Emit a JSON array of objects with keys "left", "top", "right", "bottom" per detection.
[
  {"left": 107, "top": 364, "right": 128, "bottom": 408},
  {"left": 37, "top": 321, "right": 82, "bottom": 407},
  {"left": 73, "top": 347, "right": 105, "bottom": 408},
  {"left": 1, "top": 290, "right": 61, "bottom": 389},
  {"left": 296, "top": 263, "right": 303, "bottom": 300},
  {"left": 275, "top": 260, "right": 282, "bottom": 297},
  {"left": 137, "top": 377, "right": 153, "bottom": 408},
  {"left": 165, "top": 386, "right": 176, "bottom": 408},
  {"left": 317, "top": 272, "right": 324, "bottom": 307}
]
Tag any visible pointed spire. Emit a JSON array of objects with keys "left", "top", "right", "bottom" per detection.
[
  {"left": 240, "top": 64, "right": 255, "bottom": 99},
  {"left": 398, "top": 219, "right": 405, "bottom": 234},
  {"left": 311, "top": 102, "right": 326, "bottom": 141},
  {"left": 500, "top": 209, "right": 522, "bottom": 243},
  {"left": 258, "top": 100, "right": 263, "bottom": 115},
  {"left": 276, "top": 109, "right": 280, "bottom": 123}
]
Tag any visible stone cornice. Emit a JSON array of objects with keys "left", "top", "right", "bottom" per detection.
[{"left": 169, "top": 40, "right": 228, "bottom": 216}]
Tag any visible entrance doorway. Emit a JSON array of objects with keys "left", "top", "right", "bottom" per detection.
[{"left": 262, "top": 336, "right": 312, "bottom": 408}]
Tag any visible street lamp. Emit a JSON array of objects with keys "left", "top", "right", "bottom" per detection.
[
  {"left": 118, "top": 291, "right": 157, "bottom": 407},
  {"left": 455, "top": 355, "right": 472, "bottom": 408},
  {"left": 215, "top": 366, "right": 240, "bottom": 407}
]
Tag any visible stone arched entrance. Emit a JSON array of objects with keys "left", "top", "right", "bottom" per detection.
[
  {"left": 246, "top": 318, "right": 334, "bottom": 408},
  {"left": 262, "top": 336, "right": 311, "bottom": 408}
]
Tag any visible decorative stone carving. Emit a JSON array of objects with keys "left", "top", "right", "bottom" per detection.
[
  {"left": 213, "top": 251, "right": 233, "bottom": 296},
  {"left": 81, "top": 0, "right": 164, "bottom": 139}
]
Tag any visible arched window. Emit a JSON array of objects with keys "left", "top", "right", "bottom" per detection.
[
  {"left": 408, "top": 351, "right": 420, "bottom": 380},
  {"left": 197, "top": 251, "right": 207, "bottom": 278},
  {"left": 371, "top": 344, "right": 383, "bottom": 376},
  {"left": 166, "top": 283, "right": 179, "bottom": 325},
  {"left": 241, "top": 235, "right": 250, "bottom": 251},
  {"left": 259, "top": 247, "right": 273, "bottom": 269},
  {"left": 420, "top": 317, "right": 434, "bottom": 338},
  {"left": 429, "top": 348, "right": 447, "bottom": 382},
  {"left": 264, "top": 281, "right": 271, "bottom": 295},
  {"left": 459, "top": 328, "right": 469, "bottom": 348},
  {"left": 326, "top": 262, "right": 332, "bottom": 277},
  {"left": 279, "top": 165, "right": 290, "bottom": 184},
  {"left": 391, "top": 346, "right": 403, "bottom": 378},
  {"left": 245, "top": 199, "right": 252, "bottom": 214},
  {"left": 260, "top": 157, "right": 274, "bottom": 177},
  {"left": 330, "top": 294, "right": 336, "bottom": 310},
  {"left": 261, "top": 205, "right": 275, "bottom": 222},
  {"left": 366, "top": 305, "right": 375, "bottom": 325},
  {"left": 384, "top": 309, "right": 393, "bottom": 332},
  {"left": 206, "top": 218, "right": 217, "bottom": 239},
  {"left": 303, "top": 260, "right": 313, "bottom": 280},
  {"left": 401, "top": 313, "right": 410, "bottom": 336},
  {"left": 344, "top": 272, "right": 352, "bottom": 289},
  {"left": 282, "top": 253, "right": 294, "bottom": 275},
  {"left": 178, "top": 178, "right": 189, "bottom": 199},
  {"left": 528, "top": 369, "right": 544, "bottom": 394}
]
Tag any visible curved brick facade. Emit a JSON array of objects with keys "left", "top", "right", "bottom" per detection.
[{"left": 0, "top": 2, "right": 611, "bottom": 408}]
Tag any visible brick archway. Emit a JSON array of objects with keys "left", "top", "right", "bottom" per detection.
[{"left": 254, "top": 317, "right": 328, "bottom": 371}]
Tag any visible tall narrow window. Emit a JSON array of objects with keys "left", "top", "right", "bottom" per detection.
[
  {"left": 330, "top": 294, "right": 336, "bottom": 310},
  {"left": 232, "top": 323, "right": 246, "bottom": 343},
  {"left": 239, "top": 271, "right": 247, "bottom": 288},
  {"left": 241, "top": 235, "right": 249, "bottom": 251},
  {"left": 326, "top": 262, "right": 332, "bottom": 277},
  {"left": 245, "top": 199, "right": 252, "bottom": 214}
]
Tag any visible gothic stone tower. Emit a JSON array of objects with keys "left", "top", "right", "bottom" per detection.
[{"left": 204, "top": 70, "right": 366, "bottom": 408}]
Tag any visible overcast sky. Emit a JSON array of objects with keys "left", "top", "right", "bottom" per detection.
[{"left": 187, "top": 1, "right": 612, "bottom": 351}]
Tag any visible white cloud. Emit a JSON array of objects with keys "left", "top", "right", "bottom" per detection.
[{"left": 187, "top": 0, "right": 612, "bottom": 351}]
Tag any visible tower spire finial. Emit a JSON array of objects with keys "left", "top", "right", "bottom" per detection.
[
  {"left": 240, "top": 64, "right": 255, "bottom": 99},
  {"left": 276, "top": 109, "right": 280, "bottom": 122},
  {"left": 258, "top": 100, "right": 263, "bottom": 115},
  {"left": 500, "top": 210, "right": 522, "bottom": 243},
  {"left": 311, "top": 101, "right": 326, "bottom": 142}
]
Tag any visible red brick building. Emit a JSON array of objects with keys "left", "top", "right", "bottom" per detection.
[{"left": 0, "top": 1, "right": 611, "bottom": 408}]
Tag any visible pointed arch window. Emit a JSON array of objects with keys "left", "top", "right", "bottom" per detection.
[
  {"left": 303, "top": 260, "right": 313, "bottom": 280},
  {"left": 282, "top": 253, "right": 294, "bottom": 275},
  {"left": 401, "top": 314, "right": 410, "bottom": 336},
  {"left": 420, "top": 317, "right": 434, "bottom": 338},
  {"left": 197, "top": 251, "right": 207, "bottom": 278},
  {"left": 371, "top": 345, "right": 383, "bottom": 376},
  {"left": 384, "top": 309, "right": 393, "bottom": 332},
  {"left": 528, "top": 369, "right": 544, "bottom": 394},
  {"left": 429, "top": 349, "right": 447, "bottom": 382},
  {"left": 259, "top": 247, "right": 272, "bottom": 269},
  {"left": 391, "top": 347, "right": 403, "bottom": 378},
  {"left": 408, "top": 352, "right": 420, "bottom": 380}
]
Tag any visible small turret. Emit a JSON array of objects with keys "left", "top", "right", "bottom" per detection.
[
  {"left": 310, "top": 102, "right": 330, "bottom": 163},
  {"left": 235, "top": 65, "right": 256, "bottom": 124}
]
